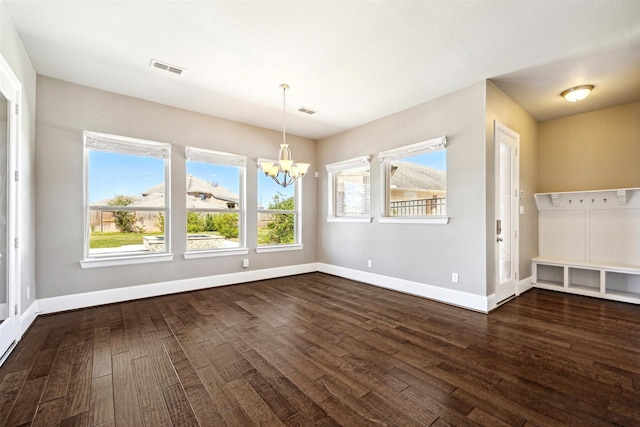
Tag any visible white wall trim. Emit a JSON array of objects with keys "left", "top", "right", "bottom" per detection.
[
  {"left": 25, "top": 262, "right": 499, "bottom": 334},
  {"left": 37, "top": 263, "right": 318, "bottom": 315},
  {"left": 486, "top": 293, "right": 497, "bottom": 312},
  {"left": 20, "top": 300, "right": 38, "bottom": 336},
  {"left": 317, "top": 263, "right": 491, "bottom": 313},
  {"left": 517, "top": 275, "right": 533, "bottom": 295}
]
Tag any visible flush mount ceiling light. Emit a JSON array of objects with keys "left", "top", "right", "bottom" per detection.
[
  {"left": 561, "top": 85, "right": 594, "bottom": 102},
  {"left": 259, "top": 84, "right": 310, "bottom": 188}
]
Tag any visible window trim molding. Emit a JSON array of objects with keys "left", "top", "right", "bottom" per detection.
[
  {"left": 379, "top": 136, "right": 448, "bottom": 222},
  {"left": 255, "top": 244, "right": 303, "bottom": 253},
  {"left": 326, "top": 217, "right": 373, "bottom": 223},
  {"left": 83, "top": 131, "right": 172, "bottom": 265},
  {"left": 184, "top": 146, "right": 247, "bottom": 255},
  {"left": 378, "top": 217, "right": 449, "bottom": 224},
  {"left": 80, "top": 253, "right": 174, "bottom": 269},
  {"left": 378, "top": 136, "right": 446, "bottom": 162},
  {"left": 326, "top": 155, "right": 371, "bottom": 221}
]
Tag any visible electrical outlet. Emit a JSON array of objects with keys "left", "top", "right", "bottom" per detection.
[
  {"left": 451, "top": 273, "right": 459, "bottom": 283},
  {"left": 367, "top": 260, "right": 372, "bottom": 268},
  {"left": 27, "top": 286, "right": 30, "bottom": 299},
  {"left": 242, "top": 259, "right": 249, "bottom": 268}
]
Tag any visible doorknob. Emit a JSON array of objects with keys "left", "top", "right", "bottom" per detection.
[{"left": 497, "top": 237, "right": 503, "bottom": 242}]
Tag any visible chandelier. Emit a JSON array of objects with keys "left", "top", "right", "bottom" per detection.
[{"left": 259, "top": 84, "right": 310, "bottom": 187}]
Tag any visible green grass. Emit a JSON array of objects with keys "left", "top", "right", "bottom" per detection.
[{"left": 90, "top": 232, "right": 162, "bottom": 249}]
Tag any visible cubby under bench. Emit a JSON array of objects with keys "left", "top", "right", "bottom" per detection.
[{"left": 532, "top": 257, "right": 640, "bottom": 304}]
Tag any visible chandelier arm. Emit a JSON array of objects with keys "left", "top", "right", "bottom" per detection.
[{"left": 268, "top": 83, "right": 306, "bottom": 189}]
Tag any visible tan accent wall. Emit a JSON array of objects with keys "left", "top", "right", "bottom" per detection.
[{"left": 538, "top": 102, "right": 640, "bottom": 193}]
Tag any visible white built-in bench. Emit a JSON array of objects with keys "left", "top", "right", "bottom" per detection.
[{"left": 532, "top": 188, "right": 640, "bottom": 305}]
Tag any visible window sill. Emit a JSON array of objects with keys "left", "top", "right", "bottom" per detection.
[
  {"left": 326, "top": 217, "right": 373, "bottom": 223},
  {"left": 80, "top": 253, "right": 174, "bottom": 269},
  {"left": 256, "top": 244, "right": 303, "bottom": 253},
  {"left": 184, "top": 248, "right": 249, "bottom": 260},
  {"left": 379, "top": 216, "right": 449, "bottom": 224}
]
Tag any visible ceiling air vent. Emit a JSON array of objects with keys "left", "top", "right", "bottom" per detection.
[
  {"left": 298, "top": 107, "right": 317, "bottom": 115},
  {"left": 150, "top": 59, "right": 185, "bottom": 75}
]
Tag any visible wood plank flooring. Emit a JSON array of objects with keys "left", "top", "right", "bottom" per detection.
[{"left": 1, "top": 272, "right": 639, "bottom": 426}]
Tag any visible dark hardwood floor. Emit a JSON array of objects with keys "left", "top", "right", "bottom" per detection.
[{"left": 1, "top": 272, "right": 639, "bottom": 426}]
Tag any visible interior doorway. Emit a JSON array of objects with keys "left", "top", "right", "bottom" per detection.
[
  {"left": 495, "top": 121, "right": 519, "bottom": 304},
  {"left": 0, "top": 54, "right": 21, "bottom": 365}
]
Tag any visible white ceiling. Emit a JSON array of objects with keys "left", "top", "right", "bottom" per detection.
[{"left": 4, "top": 0, "right": 640, "bottom": 140}]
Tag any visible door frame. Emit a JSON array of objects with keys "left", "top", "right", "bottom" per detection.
[
  {"left": 494, "top": 121, "right": 519, "bottom": 304},
  {"left": 0, "top": 52, "right": 21, "bottom": 365}
]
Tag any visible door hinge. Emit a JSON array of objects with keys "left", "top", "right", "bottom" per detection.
[
  {"left": 14, "top": 304, "right": 18, "bottom": 315},
  {"left": 14, "top": 171, "right": 19, "bottom": 182},
  {"left": 515, "top": 230, "right": 518, "bottom": 238},
  {"left": 515, "top": 272, "right": 518, "bottom": 280},
  {"left": 15, "top": 104, "right": 19, "bottom": 115},
  {"left": 14, "top": 238, "right": 18, "bottom": 249}
]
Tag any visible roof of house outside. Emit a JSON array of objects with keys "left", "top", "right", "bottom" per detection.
[{"left": 390, "top": 162, "right": 445, "bottom": 191}]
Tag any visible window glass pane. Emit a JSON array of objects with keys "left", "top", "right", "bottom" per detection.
[
  {"left": 87, "top": 136, "right": 169, "bottom": 258},
  {"left": 186, "top": 212, "right": 240, "bottom": 250},
  {"left": 257, "top": 213, "right": 295, "bottom": 245},
  {"left": 186, "top": 161, "right": 240, "bottom": 209},
  {"left": 258, "top": 172, "right": 294, "bottom": 210},
  {"left": 389, "top": 150, "right": 446, "bottom": 216},
  {"left": 185, "top": 157, "right": 243, "bottom": 252},
  {"left": 336, "top": 168, "right": 370, "bottom": 216},
  {"left": 89, "top": 210, "right": 165, "bottom": 254},
  {"left": 89, "top": 151, "right": 165, "bottom": 207},
  {"left": 257, "top": 171, "right": 297, "bottom": 246}
]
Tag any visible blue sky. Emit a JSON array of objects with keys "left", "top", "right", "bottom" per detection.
[
  {"left": 410, "top": 150, "right": 446, "bottom": 170},
  {"left": 88, "top": 152, "right": 164, "bottom": 203}
]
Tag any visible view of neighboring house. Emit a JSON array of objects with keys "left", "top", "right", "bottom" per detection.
[
  {"left": 390, "top": 162, "right": 446, "bottom": 216},
  {"left": 90, "top": 175, "right": 239, "bottom": 233}
]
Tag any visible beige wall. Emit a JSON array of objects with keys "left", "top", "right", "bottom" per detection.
[
  {"left": 485, "top": 82, "right": 539, "bottom": 287},
  {"left": 318, "top": 83, "right": 489, "bottom": 297},
  {"left": 35, "top": 77, "right": 317, "bottom": 299},
  {"left": 538, "top": 102, "right": 640, "bottom": 192}
]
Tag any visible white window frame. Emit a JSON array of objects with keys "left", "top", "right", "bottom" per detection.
[
  {"left": 326, "top": 155, "right": 372, "bottom": 223},
  {"left": 379, "top": 135, "right": 449, "bottom": 224},
  {"left": 256, "top": 158, "right": 303, "bottom": 253},
  {"left": 183, "top": 146, "right": 248, "bottom": 259},
  {"left": 81, "top": 131, "right": 173, "bottom": 268}
]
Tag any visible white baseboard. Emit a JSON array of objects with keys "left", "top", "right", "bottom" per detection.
[
  {"left": 20, "top": 300, "right": 38, "bottom": 336},
  {"left": 317, "top": 263, "right": 491, "bottom": 313},
  {"left": 31, "top": 262, "right": 500, "bottom": 325},
  {"left": 518, "top": 275, "right": 533, "bottom": 295},
  {"left": 37, "top": 263, "right": 318, "bottom": 315}
]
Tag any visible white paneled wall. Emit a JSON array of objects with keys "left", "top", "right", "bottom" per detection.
[
  {"left": 533, "top": 188, "right": 640, "bottom": 305},
  {"left": 535, "top": 188, "right": 640, "bottom": 268}
]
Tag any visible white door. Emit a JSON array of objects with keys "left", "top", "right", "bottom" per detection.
[
  {"left": 0, "top": 55, "right": 19, "bottom": 364},
  {"left": 495, "top": 121, "right": 519, "bottom": 304}
]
